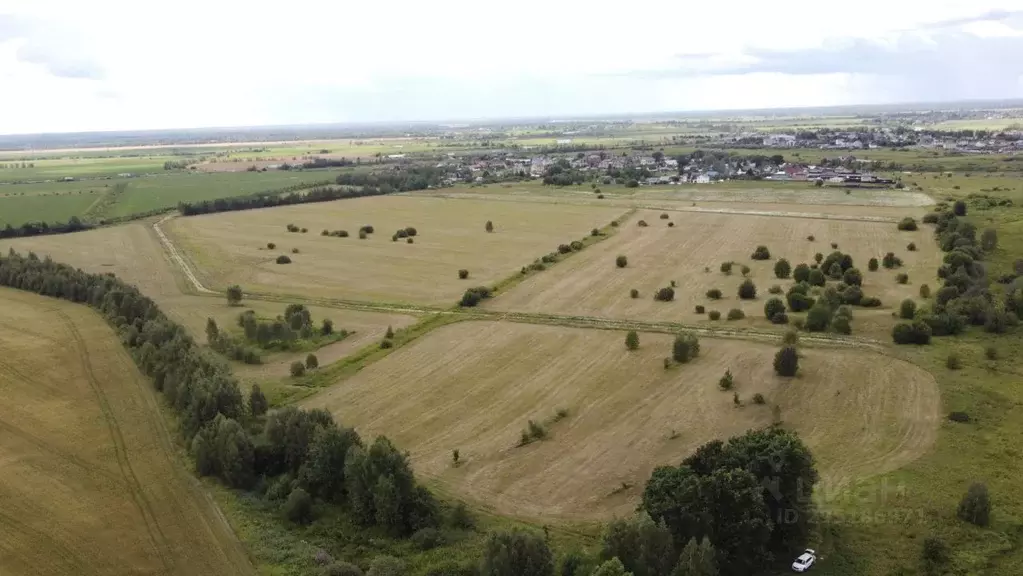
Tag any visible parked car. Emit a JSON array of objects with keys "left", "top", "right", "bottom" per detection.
[{"left": 792, "top": 549, "right": 816, "bottom": 572}]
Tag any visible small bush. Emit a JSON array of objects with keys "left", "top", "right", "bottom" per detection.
[
  {"left": 948, "top": 411, "right": 970, "bottom": 423},
  {"left": 719, "top": 369, "right": 734, "bottom": 390},
  {"left": 458, "top": 269, "right": 469, "bottom": 279},
  {"left": 706, "top": 288, "right": 723, "bottom": 300},
  {"left": 957, "top": 483, "right": 991, "bottom": 527},
  {"left": 805, "top": 304, "right": 832, "bottom": 332},
  {"left": 404, "top": 226, "right": 418, "bottom": 237},
  {"left": 305, "top": 354, "right": 318, "bottom": 370},
  {"left": 752, "top": 393, "right": 766, "bottom": 405},
  {"left": 764, "top": 298, "right": 786, "bottom": 319},
  {"left": 896, "top": 273, "right": 909, "bottom": 284},
  {"left": 907, "top": 242, "right": 917, "bottom": 251},
  {"left": 737, "top": 279, "right": 757, "bottom": 300},
  {"left": 396, "top": 229, "right": 408, "bottom": 239},
  {"left": 459, "top": 286, "right": 493, "bottom": 307},
  {"left": 380, "top": 339, "right": 394, "bottom": 349},
  {"left": 919, "top": 284, "right": 931, "bottom": 299},
  {"left": 793, "top": 263, "right": 810, "bottom": 283},
  {"left": 900, "top": 299, "right": 917, "bottom": 319},
  {"left": 290, "top": 361, "right": 306, "bottom": 377},
  {"left": 339, "top": 230, "right": 349, "bottom": 237},
  {"left": 953, "top": 200, "right": 967, "bottom": 216},
  {"left": 740, "top": 264, "right": 751, "bottom": 277},
  {"left": 485, "top": 220, "right": 494, "bottom": 233},
  {"left": 831, "top": 242, "right": 838, "bottom": 249},
  {"left": 660, "top": 213, "right": 670, "bottom": 219},
  {"left": 882, "top": 252, "right": 903, "bottom": 269},
  {"left": 610, "top": 220, "right": 619, "bottom": 227},
  {"left": 284, "top": 488, "right": 312, "bottom": 524},
  {"left": 726, "top": 308, "right": 745, "bottom": 320},
  {"left": 360, "top": 225, "right": 375, "bottom": 234},
  {"left": 897, "top": 217, "right": 919, "bottom": 231},
  {"left": 291, "top": 247, "right": 300, "bottom": 254},
  {"left": 637, "top": 220, "right": 648, "bottom": 227},
  {"left": 616, "top": 255, "right": 628, "bottom": 268},
  {"left": 708, "top": 310, "right": 721, "bottom": 320},
  {"left": 808, "top": 268, "right": 826, "bottom": 287},
  {"left": 668, "top": 222, "right": 675, "bottom": 227},
  {"left": 663, "top": 357, "right": 673, "bottom": 369},
  {"left": 625, "top": 331, "right": 640, "bottom": 351},
  {"left": 750, "top": 245, "right": 771, "bottom": 260},
  {"left": 597, "top": 194, "right": 604, "bottom": 199},
  {"left": 868, "top": 257, "right": 879, "bottom": 271},
  {"left": 768, "top": 285, "right": 783, "bottom": 294},
  {"left": 359, "top": 231, "right": 368, "bottom": 240},
  {"left": 771, "top": 312, "right": 789, "bottom": 324},
  {"left": 774, "top": 346, "right": 799, "bottom": 377},
  {"left": 630, "top": 288, "right": 639, "bottom": 299},
  {"left": 985, "top": 346, "right": 998, "bottom": 360},
  {"left": 892, "top": 320, "right": 932, "bottom": 345},
  {"left": 860, "top": 296, "right": 882, "bottom": 308},
  {"left": 267, "top": 242, "right": 276, "bottom": 249},
  {"left": 807, "top": 235, "right": 815, "bottom": 241},
  {"left": 321, "top": 229, "right": 329, "bottom": 236},
  {"left": 922, "top": 212, "right": 940, "bottom": 224},
  {"left": 570, "top": 240, "right": 584, "bottom": 251},
  {"left": 774, "top": 259, "right": 791, "bottom": 279},
  {"left": 946, "top": 352, "right": 962, "bottom": 370},
  {"left": 695, "top": 305, "right": 705, "bottom": 314},
  {"left": 654, "top": 287, "right": 675, "bottom": 302},
  {"left": 832, "top": 315, "right": 851, "bottom": 334},
  {"left": 672, "top": 333, "right": 700, "bottom": 363},
  {"left": 411, "top": 527, "right": 444, "bottom": 550},
  {"left": 922, "top": 537, "right": 950, "bottom": 575},
  {"left": 720, "top": 261, "right": 733, "bottom": 275},
  {"left": 406, "top": 237, "right": 414, "bottom": 244}
]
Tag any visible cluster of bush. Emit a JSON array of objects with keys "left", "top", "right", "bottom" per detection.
[
  {"left": 0, "top": 250, "right": 442, "bottom": 540},
  {"left": 459, "top": 286, "right": 493, "bottom": 307},
  {"left": 205, "top": 318, "right": 261, "bottom": 364},
  {"left": 750, "top": 245, "right": 771, "bottom": 260},
  {"left": 235, "top": 304, "right": 343, "bottom": 352},
  {"left": 321, "top": 229, "right": 350, "bottom": 238},
  {"left": 0, "top": 215, "right": 92, "bottom": 239},
  {"left": 391, "top": 226, "right": 418, "bottom": 241}
]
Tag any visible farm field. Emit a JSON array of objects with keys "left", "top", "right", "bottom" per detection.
[
  {"left": 0, "top": 192, "right": 101, "bottom": 226},
  {"left": 303, "top": 321, "right": 939, "bottom": 521},
  {"left": 0, "top": 156, "right": 170, "bottom": 182},
  {"left": 165, "top": 195, "right": 627, "bottom": 305},
  {"left": 0, "top": 288, "right": 253, "bottom": 576},
  {"left": 489, "top": 208, "right": 942, "bottom": 329}
]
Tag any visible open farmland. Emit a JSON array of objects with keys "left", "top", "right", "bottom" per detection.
[
  {"left": 303, "top": 321, "right": 939, "bottom": 521},
  {"left": 489, "top": 208, "right": 942, "bottom": 329},
  {"left": 0, "top": 288, "right": 253, "bottom": 576},
  {"left": 165, "top": 195, "right": 627, "bottom": 305}
]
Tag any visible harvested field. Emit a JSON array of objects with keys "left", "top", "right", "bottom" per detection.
[
  {"left": 304, "top": 321, "right": 939, "bottom": 521},
  {"left": 489, "top": 209, "right": 942, "bottom": 327},
  {"left": 164, "top": 195, "right": 627, "bottom": 305},
  {"left": 0, "top": 288, "right": 253, "bottom": 576}
]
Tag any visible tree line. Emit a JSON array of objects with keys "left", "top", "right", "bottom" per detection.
[
  {"left": 0, "top": 249, "right": 441, "bottom": 537},
  {"left": 0, "top": 215, "right": 93, "bottom": 239}
]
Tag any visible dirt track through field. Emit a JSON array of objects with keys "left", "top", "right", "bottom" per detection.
[{"left": 0, "top": 288, "right": 254, "bottom": 576}]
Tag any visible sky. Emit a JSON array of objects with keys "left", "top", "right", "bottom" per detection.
[{"left": 2, "top": 0, "right": 1023, "bottom": 134}]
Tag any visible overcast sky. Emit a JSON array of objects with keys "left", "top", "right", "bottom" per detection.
[{"left": 2, "top": 0, "right": 1023, "bottom": 134}]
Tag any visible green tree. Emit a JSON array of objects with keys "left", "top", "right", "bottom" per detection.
[
  {"left": 792, "top": 263, "right": 810, "bottom": 283},
  {"left": 374, "top": 475, "right": 403, "bottom": 534},
  {"left": 808, "top": 268, "right": 826, "bottom": 287},
  {"left": 290, "top": 361, "right": 306, "bottom": 377},
  {"left": 299, "top": 424, "right": 362, "bottom": 502},
  {"left": 842, "top": 267, "right": 862, "bottom": 287},
  {"left": 321, "top": 318, "right": 334, "bottom": 335},
  {"left": 480, "top": 530, "right": 555, "bottom": 576},
  {"left": 737, "top": 279, "right": 756, "bottom": 300},
  {"left": 868, "top": 257, "right": 879, "bottom": 271},
  {"left": 625, "top": 331, "right": 640, "bottom": 351},
  {"left": 672, "top": 537, "right": 717, "bottom": 576},
  {"left": 773, "top": 259, "right": 791, "bottom": 279},
  {"left": 957, "top": 482, "right": 991, "bottom": 527},
  {"left": 805, "top": 304, "right": 832, "bottom": 332},
  {"left": 284, "top": 487, "right": 313, "bottom": 524},
  {"left": 591, "top": 559, "right": 632, "bottom": 576},
  {"left": 774, "top": 346, "right": 798, "bottom": 376},
  {"left": 900, "top": 299, "right": 917, "bottom": 320},
  {"left": 953, "top": 199, "right": 967, "bottom": 216},
  {"left": 617, "top": 255, "right": 629, "bottom": 268},
  {"left": 306, "top": 353, "right": 319, "bottom": 370},
  {"left": 718, "top": 370, "right": 734, "bottom": 391},
  {"left": 226, "top": 284, "right": 243, "bottom": 305},
  {"left": 205, "top": 317, "right": 220, "bottom": 344},
  {"left": 672, "top": 333, "right": 700, "bottom": 364},
  {"left": 600, "top": 513, "right": 676, "bottom": 576},
  {"left": 249, "top": 384, "right": 268, "bottom": 417},
  {"left": 486, "top": 220, "right": 495, "bottom": 233},
  {"left": 764, "top": 298, "right": 785, "bottom": 319}
]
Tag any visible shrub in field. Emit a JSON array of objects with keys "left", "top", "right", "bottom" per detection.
[
  {"left": 305, "top": 354, "right": 318, "bottom": 370},
  {"left": 842, "top": 267, "right": 863, "bottom": 287},
  {"left": 226, "top": 285, "right": 243, "bottom": 305},
  {"left": 379, "top": 339, "right": 394, "bottom": 349},
  {"left": 706, "top": 288, "right": 723, "bottom": 300},
  {"left": 946, "top": 352, "right": 962, "bottom": 370},
  {"left": 660, "top": 213, "right": 670, "bottom": 219},
  {"left": 359, "top": 231, "right": 368, "bottom": 239},
  {"left": 663, "top": 357, "right": 673, "bottom": 369},
  {"left": 284, "top": 488, "right": 313, "bottom": 524},
  {"left": 276, "top": 255, "right": 292, "bottom": 264},
  {"left": 897, "top": 217, "right": 918, "bottom": 231},
  {"left": 831, "top": 315, "right": 851, "bottom": 334},
  {"left": 922, "top": 537, "right": 950, "bottom": 575},
  {"left": 768, "top": 285, "right": 783, "bottom": 294},
  {"left": 814, "top": 253, "right": 824, "bottom": 264},
  {"left": 290, "top": 361, "right": 306, "bottom": 377},
  {"left": 831, "top": 242, "right": 838, "bottom": 249},
  {"left": 396, "top": 229, "right": 408, "bottom": 239},
  {"left": 774, "top": 259, "right": 791, "bottom": 279},
  {"left": 981, "top": 228, "right": 998, "bottom": 252},
  {"left": 808, "top": 269, "right": 826, "bottom": 287},
  {"left": 570, "top": 240, "right": 584, "bottom": 251},
  {"left": 764, "top": 298, "right": 786, "bottom": 319},
  {"left": 695, "top": 305, "right": 705, "bottom": 314},
  {"left": 900, "top": 299, "right": 917, "bottom": 319},
  {"left": 771, "top": 312, "right": 789, "bottom": 324},
  {"left": 597, "top": 194, "right": 605, "bottom": 199},
  {"left": 860, "top": 296, "right": 882, "bottom": 308},
  {"left": 360, "top": 225, "right": 375, "bottom": 234},
  {"left": 953, "top": 200, "right": 967, "bottom": 216},
  {"left": 737, "top": 279, "right": 757, "bottom": 300},
  {"left": 985, "top": 346, "right": 998, "bottom": 360},
  {"left": 610, "top": 220, "right": 619, "bottom": 227},
  {"left": 922, "top": 212, "right": 940, "bottom": 224},
  {"left": 957, "top": 483, "right": 991, "bottom": 527},
  {"left": 916, "top": 284, "right": 928, "bottom": 300},
  {"left": 458, "top": 269, "right": 469, "bottom": 279},
  {"left": 828, "top": 262, "right": 843, "bottom": 279},
  {"left": 892, "top": 320, "right": 932, "bottom": 345},
  {"left": 404, "top": 227, "right": 417, "bottom": 237},
  {"left": 807, "top": 235, "right": 815, "bottom": 241},
  {"left": 896, "top": 273, "right": 909, "bottom": 284},
  {"left": 668, "top": 222, "right": 675, "bottom": 227},
  {"left": 672, "top": 333, "right": 700, "bottom": 363},
  {"left": 485, "top": 220, "right": 494, "bottom": 233},
  {"left": 719, "top": 261, "right": 735, "bottom": 275},
  {"left": 868, "top": 257, "right": 879, "bottom": 271},
  {"left": 654, "top": 287, "right": 675, "bottom": 302},
  {"left": 267, "top": 242, "right": 276, "bottom": 249},
  {"left": 753, "top": 393, "right": 766, "bottom": 405},
  {"left": 882, "top": 252, "right": 903, "bottom": 269},
  {"left": 719, "top": 369, "right": 734, "bottom": 390},
  {"left": 948, "top": 411, "right": 970, "bottom": 423},
  {"left": 459, "top": 286, "right": 493, "bottom": 307},
  {"left": 793, "top": 263, "right": 810, "bottom": 283},
  {"left": 406, "top": 237, "right": 414, "bottom": 244},
  {"left": 591, "top": 228, "right": 600, "bottom": 237},
  {"left": 558, "top": 244, "right": 572, "bottom": 254},
  {"left": 786, "top": 291, "right": 814, "bottom": 312},
  {"left": 638, "top": 220, "right": 648, "bottom": 227},
  {"left": 291, "top": 248, "right": 300, "bottom": 254},
  {"left": 321, "top": 229, "right": 330, "bottom": 236},
  {"left": 907, "top": 242, "right": 917, "bottom": 251},
  {"left": 841, "top": 285, "right": 863, "bottom": 305},
  {"left": 338, "top": 230, "right": 349, "bottom": 237},
  {"left": 286, "top": 224, "right": 299, "bottom": 233},
  {"left": 625, "top": 331, "right": 640, "bottom": 350},
  {"left": 727, "top": 308, "right": 745, "bottom": 320},
  {"left": 630, "top": 289, "right": 639, "bottom": 299},
  {"left": 783, "top": 330, "right": 800, "bottom": 347},
  {"left": 616, "top": 255, "right": 628, "bottom": 268},
  {"left": 708, "top": 310, "right": 721, "bottom": 320},
  {"left": 774, "top": 346, "right": 798, "bottom": 377},
  {"left": 751, "top": 245, "right": 771, "bottom": 260},
  {"left": 805, "top": 304, "right": 832, "bottom": 332}
]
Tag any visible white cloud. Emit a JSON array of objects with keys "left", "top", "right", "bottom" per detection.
[{"left": 2, "top": 0, "right": 1023, "bottom": 133}]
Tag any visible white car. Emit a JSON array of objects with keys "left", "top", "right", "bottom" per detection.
[{"left": 792, "top": 549, "right": 816, "bottom": 572}]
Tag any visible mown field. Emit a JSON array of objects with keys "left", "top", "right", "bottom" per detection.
[
  {"left": 303, "top": 321, "right": 939, "bottom": 522},
  {"left": 0, "top": 288, "right": 253, "bottom": 576},
  {"left": 165, "top": 195, "right": 627, "bottom": 306},
  {"left": 489, "top": 208, "right": 941, "bottom": 333}
]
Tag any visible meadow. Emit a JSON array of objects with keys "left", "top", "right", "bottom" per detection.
[
  {"left": 303, "top": 321, "right": 938, "bottom": 522},
  {"left": 0, "top": 288, "right": 253, "bottom": 576},
  {"left": 165, "top": 195, "right": 627, "bottom": 306}
]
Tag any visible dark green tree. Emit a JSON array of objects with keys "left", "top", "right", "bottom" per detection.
[
  {"left": 774, "top": 346, "right": 798, "bottom": 376},
  {"left": 792, "top": 263, "right": 810, "bottom": 283},
  {"left": 957, "top": 482, "right": 991, "bottom": 527},
  {"left": 480, "top": 530, "right": 555, "bottom": 576},
  {"left": 300, "top": 424, "right": 362, "bottom": 502},
  {"left": 626, "top": 331, "right": 640, "bottom": 351},
  {"left": 284, "top": 487, "right": 313, "bottom": 524},
  {"left": 773, "top": 259, "right": 791, "bottom": 279},
  {"left": 673, "top": 333, "right": 700, "bottom": 364},
  {"left": 226, "top": 284, "right": 243, "bottom": 305},
  {"left": 249, "top": 384, "right": 268, "bottom": 417},
  {"left": 672, "top": 537, "right": 717, "bottom": 576}
]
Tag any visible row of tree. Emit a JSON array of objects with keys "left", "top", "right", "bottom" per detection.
[
  {"left": 0, "top": 215, "right": 93, "bottom": 239},
  {"left": 0, "top": 249, "right": 440, "bottom": 537}
]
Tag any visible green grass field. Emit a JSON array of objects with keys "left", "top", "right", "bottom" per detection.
[{"left": 0, "top": 156, "right": 172, "bottom": 182}]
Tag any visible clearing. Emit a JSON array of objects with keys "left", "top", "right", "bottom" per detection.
[
  {"left": 489, "top": 208, "right": 942, "bottom": 328},
  {"left": 303, "top": 321, "right": 939, "bottom": 522},
  {"left": 164, "top": 195, "right": 627, "bottom": 306},
  {"left": 0, "top": 288, "right": 253, "bottom": 576}
]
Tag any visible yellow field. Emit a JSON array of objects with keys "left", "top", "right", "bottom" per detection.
[
  {"left": 163, "top": 195, "right": 627, "bottom": 305},
  {"left": 0, "top": 288, "right": 253, "bottom": 576},
  {"left": 489, "top": 208, "right": 942, "bottom": 327},
  {"left": 303, "top": 321, "right": 939, "bottom": 522}
]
